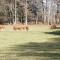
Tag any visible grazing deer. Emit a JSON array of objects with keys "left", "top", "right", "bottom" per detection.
[
  {"left": 50, "top": 24, "right": 56, "bottom": 29},
  {"left": 13, "top": 24, "right": 29, "bottom": 31},
  {"left": 25, "top": 25, "right": 29, "bottom": 31},
  {"left": 0, "top": 25, "right": 5, "bottom": 31},
  {"left": 13, "top": 25, "right": 21, "bottom": 31}
]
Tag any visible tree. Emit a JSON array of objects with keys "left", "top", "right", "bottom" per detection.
[{"left": 16, "top": 1, "right": 25, "bottom": 23}]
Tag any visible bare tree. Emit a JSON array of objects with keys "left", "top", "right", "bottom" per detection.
[{"left": 25, "top": 0, "right": 28, "bottom": 25}]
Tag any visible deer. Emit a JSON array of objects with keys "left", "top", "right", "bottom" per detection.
[
  {"left": 0, "top": 25, "right": 5, "bottom": 31},
  {"left": 13, "top": 24, "right": 29, "bottom": 31}
]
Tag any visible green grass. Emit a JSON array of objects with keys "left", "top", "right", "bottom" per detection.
[
  {"left": 0, "top": 25, "right": 59, "bottom": 48},
  {"left": 0, "top": 25, "right": 60, "bottom": 60}
]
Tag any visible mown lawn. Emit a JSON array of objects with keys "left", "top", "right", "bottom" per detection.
[{"left": 0, "top": 25, "right": 60, "bottom": 60}]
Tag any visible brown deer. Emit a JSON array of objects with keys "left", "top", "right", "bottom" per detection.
[
  {"left": 13, "top": 24, "right": 29, "bottom": 31},
  {"left": 50, "top": 24, "right": 56, "bottom": 29},
  {"left": 0, "top": 25, "right": 5, "bottom": 31}
]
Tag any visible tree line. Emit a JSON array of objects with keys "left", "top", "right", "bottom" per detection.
[{"left": 0, "top": 0, "right": 60, "bottom": 25}]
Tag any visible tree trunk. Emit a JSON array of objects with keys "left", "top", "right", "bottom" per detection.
[
  {"left": 14, "top": 0, "right": 17, "bottom": 24},
  {"left": 36, "top": 12, "right": 38, "bottom": 24},
  {"left": 25, "top": 0, "right": 28, "bottom": 25}
]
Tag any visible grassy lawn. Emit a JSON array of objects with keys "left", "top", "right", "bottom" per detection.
[
  {"left": 0, "top": 25, "right": 59, "bottom": 48},
  {"left": 0, "top": 25, "right": 60, "bottom": 60}
]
